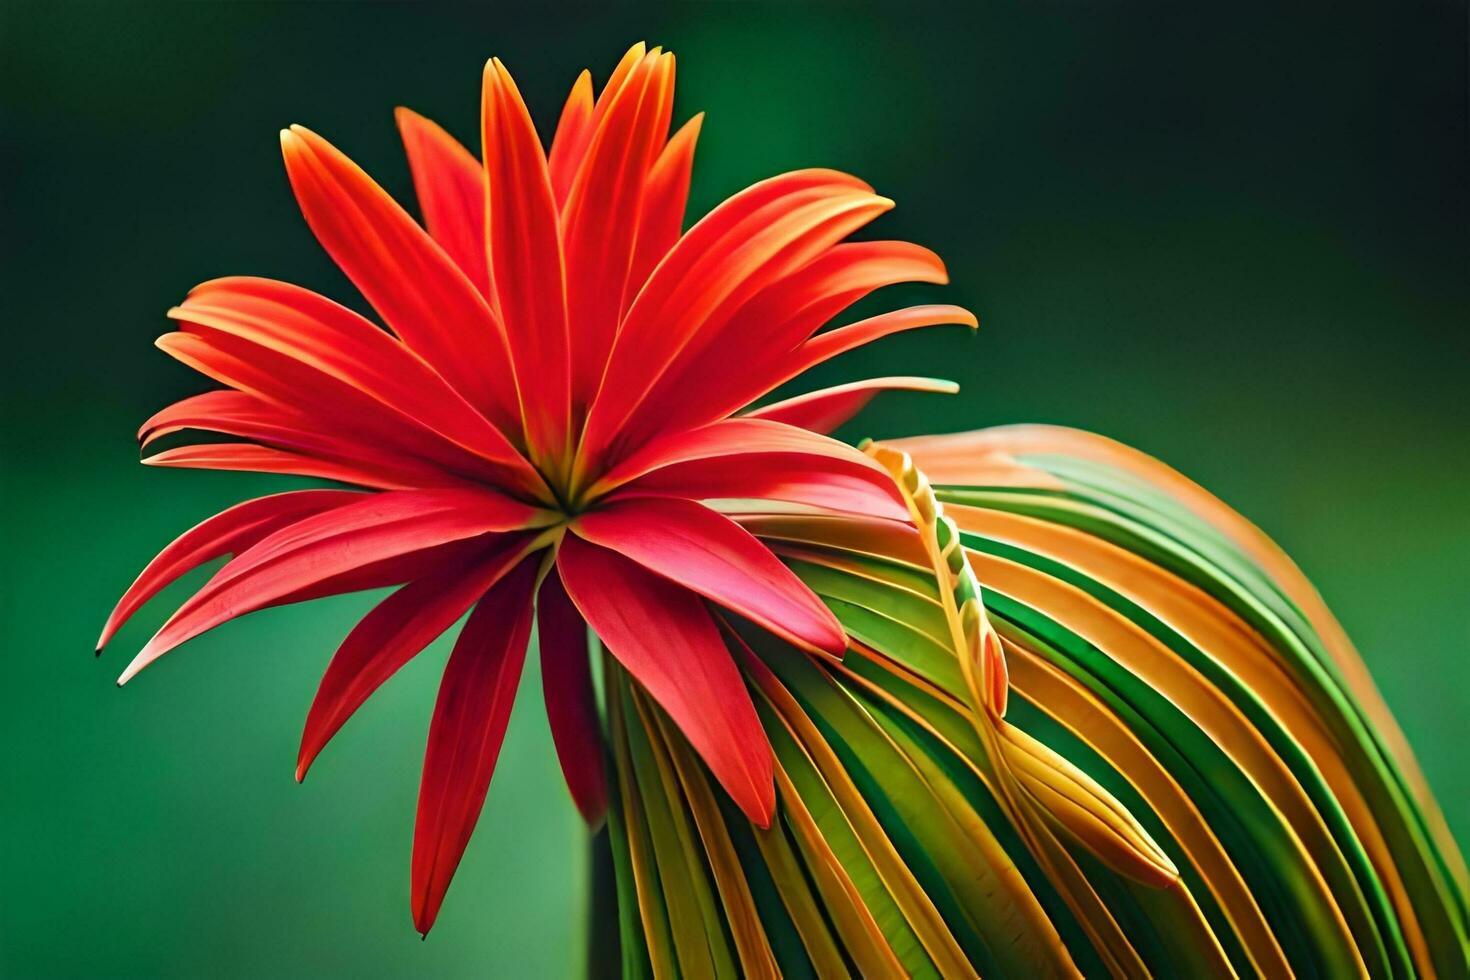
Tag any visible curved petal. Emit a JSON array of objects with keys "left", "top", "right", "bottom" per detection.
[
  {"left": 629, "top": 455, "right": 909, "bottom": 521},
  {"left": 141, "top": 443, "right": 427, "bottom": 491},
  {"left": 728, "top": 241, "right": 950, "bottom": 355},
  {"left": 627, "top": 112, "right": 703, "bottom": 294},
  {"left": 139, "top": 391, "right": 468, "bottom": 490},
  {"left": 577, "top": 170, "right": 877, "bottom": 471},
  {"left": 556, "top": 535, "right": 774, "bottom": 826},
  {"left": 572, "top": 496, "right": 845, "bottom": 658},
  {"left": 547, "top": 69, "right": 594, "bottom": 204},
  {"left": 560, "top": 50, "right": 674, "bottom": 410},
  {"left": 279, "top": 125, "right": 519, "bottom": 428},
  {"left": 641, "top": 242, "right": 953, "bottom": 434},
  {"left": 792, "top": 304, "right": 978, "bottom": 374},
  {"left": 670, "top": 305, "right": 976, "bottom": 443},
  {"left": 412, "top": 555, "right": 539, "bottom": 935},
  {"left": 595, "top": 418, "right": 907, "bottom": 521},
  {"left": 481, "top": 59, "right": 571, "bottom": 463},
  {"left": 591, "top": 187, "right": 894, "bottom": 466},
  {"left": 595, "top": 44, "right": 650, "bottom": 122},
  {"left": 599, "top": 418, "right": 886, "bottom": 487},
  {"left": 98, "top": 489, "right": 359, "bottom": 652},
  {"left": 118, "top": 488, "right": 552, "bottom": 684},
  {"left": 154, "top": 327, "right": 536, "bottom": 494},
  {"left": 743, "top": 377, "right": 959, "bottom": 435},
  {"left": 271, "top": 536, "right": 498, "bottom": 610},
  {"left": 174, "top": 277, "right": 532, "bottom": 476},
  {"left": 549, "top": 43, "right": 646, "bottom": 203},
  {"left": 297, "top": 536, "right": 533, "bottom": 780},
  {"left": 395, "top": 107, "right": 493, "bottom": 302},
  {"left": 537, "top": 569, "right": 608, "bottom": 826}
]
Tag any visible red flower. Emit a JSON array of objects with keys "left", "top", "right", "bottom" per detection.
[{"left": 99, "top": 43, "right": 975, "bottom": 934}]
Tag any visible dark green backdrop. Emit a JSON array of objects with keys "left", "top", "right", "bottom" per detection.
[{"left": 2, "top": 2, "right": 1465, "bottom": 976}]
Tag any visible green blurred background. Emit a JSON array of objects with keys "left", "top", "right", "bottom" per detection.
[{"left": 2, "top": 2, "right": 1465, "bottom": 976}]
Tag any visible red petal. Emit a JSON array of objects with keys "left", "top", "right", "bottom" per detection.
[
  {"left": 560, "top": 50, "right": 674, "bottom": 412},
  {"left": 743, "top": 377, "right": 959, "bottom": 435},
  {"left": 547, "top": 70, "right": 594, "bottom": 205},
  {"left": 481, "top": 59, "right": 571, "bottom": 463},
  {"left": 792, "top": 303, "right": 978, "bottom": 374},
  {"left": 595, "top": 43, "right": 651, "bottom": 123},
  {"left": 395, "top": 108, "right": 494, "bottom": 303},
  {"left": 98, "top": 490, "right": 357, "bottom": 651},
  {"left": 551, "top": 44, "right": 647, "bottom": 204},
  {"left": 412, "top": 556, "right": 539, "bottom": 935},
  {"left": 118, "top": 489, "right": 550, "bottom": 684},
  {"left": 573, "top": 496, "right": 844, "bottom": 658},
  {"left": 577, "top": 170, "right": 876, "bottom": 471},
  {"left": 536, "top": 570, "right": 608, "bottom": 826},
  {"left": 141, "top": 443, "right": 428, "bottom": 491},
  {"left": 174, "top": 278, "right": 531, "bottom": 476},
  {"left": 629, "top": 456, "right": 908, "bottom": 521},
  {"left": 592, "top": 186, "right": 893, "bottom": 465},
  {"left": 585, "top": 45, "right": 651, "bottom": 142},
  {"left": 556, "top": 535, "right": 774, "bottom": 826},
  {"left": 297, "top": 537, "right": 532, "bottom": 780},
  {"left": 279, "top": 125, "right": 519, "bottom": 429},
  {"left": 156, "top": 321, "right": 536, "bottom": 495},
  {"left": 671, "top": 306, "right": 976, "bottom": 450},
  {"left": 599, "top": 418, "right": 870, "bottom": 483},
  {"left": 595, "top": 418, "right": 907, "bottom": 521},
  {"left": 139, "top": 391, "right": 467, "bottom": 491},
  {"left": 627, "top": 112, "right": 703, "bottom": 295},
  {"left": 271, "top": 537, "right": 497, "bottom": 610},
  {"left": 639, "top": 242, "right": 953, "bottom": 434},
  {"left": 728, "top": 241, "right": 949, "bottom": 352}
]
